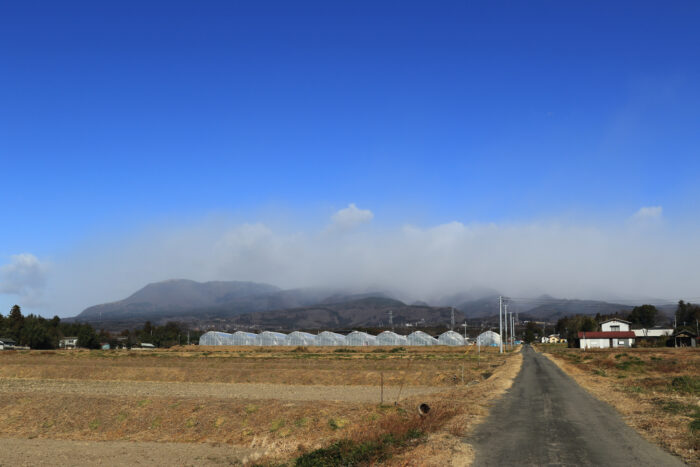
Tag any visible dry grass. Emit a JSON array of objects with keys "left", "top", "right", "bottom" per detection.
[
  {"left": 0, "top": 345, "right": 522, "bottom": 466},
  {"left": 384, "top": 346, "right": 524, "bottom": 466},
  {"left": 539, "top": 346, "right": 699, "bottom": 466}
]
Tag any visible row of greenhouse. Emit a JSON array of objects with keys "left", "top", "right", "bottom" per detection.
[{"left": 199, "top": 329, "right": 502, "bottom": 347}]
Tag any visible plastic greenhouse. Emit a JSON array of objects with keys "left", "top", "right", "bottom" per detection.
[
  {"left": 438, "top": 330, "right": 465, "bottom": 346},
  {"left": 231, "top": 331, "right": 258, "bottom": 345},
  {"left": 287, "top": 331, "right": 317, "bottom": 346},
  {"left": 316, "top": 331, "right": 347, "bottom": 346},
  {"left": 256, "top": 331, "right": 288, "bottom": 346},
  {"left": 476, "top": 330, "right": 501, "bottom": 347},
  {"left": 345, "top": 331, "right": 377, "bottom": 346},
  {"left": 199, "top": 331, "right": 234, "bottom": 346},
  {"left": 407, "top": 331, "right": 438, "bottom": 346},
  {"left": 376, "top": 331, "right": 408, "bottom": 346}
]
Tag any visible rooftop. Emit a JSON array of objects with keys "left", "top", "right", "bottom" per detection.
[{"left": 578, "top": 331, "right": 636, "bottom": 339}]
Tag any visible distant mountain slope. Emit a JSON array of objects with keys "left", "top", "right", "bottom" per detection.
[
  {"left": 517, "top": 299, "right": 633, "bottom": 321},
  {"left": 77, "top": 279, "right": 283, "bottom": 321},
  {"left": 234, "top": 297, "right": 463, "bottom": 329},
  {"left": 455, "top": 295, "right": 633, "bottom": 321},
  {"left": 73, "top": 278, "right": 645, "bottom": 329},
  {"left": 74, "top": 280, "right": 398, "bottom": 324}
]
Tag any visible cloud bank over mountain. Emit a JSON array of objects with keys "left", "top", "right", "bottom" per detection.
[{"left": 3, "top": 204, "right": 698, "bottom": 317}]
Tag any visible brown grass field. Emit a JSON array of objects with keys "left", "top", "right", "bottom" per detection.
[
  {"left": 538, "top": 345, "right": 700, "bottom": 466},
  {"left": 0, "top": 345, "right": 522, "bottom": 466}
]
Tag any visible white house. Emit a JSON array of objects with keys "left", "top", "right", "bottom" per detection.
[
  {"left": 579, "top": 319, "right": 635, "bottom": 349},
  {"left": 600, "top": 319, "right": 630, "bottom": 332}
]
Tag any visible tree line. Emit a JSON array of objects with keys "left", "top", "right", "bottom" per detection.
[
  {"left": 0, "top": 305, "right": 202, "bottom": 349},
  {"left": 0, "top": 305, "right": 100, "bottom": 349}
]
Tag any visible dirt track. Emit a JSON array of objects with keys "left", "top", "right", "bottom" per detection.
[
  {"left": 0, "top": 377, "right": 441, "bottom": 402},
  {"left": 469, "top": 345, "right": 685, "bottom": 466},
  {"left": 0, "top": 438, "right": 257, "bottom": 466}
]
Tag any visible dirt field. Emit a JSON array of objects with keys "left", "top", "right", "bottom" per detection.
[
  {"left": 0, "top": 345, "right": 522, "bottom": 466},
  {"left": 0, "top": 378, "right": 441, "bottom": 402},
  {"left": 538, "top": 345, "right": 699, "bottom": 466},
  {"left": 0, "top": 438, "right": 257, "bottom": 466}
]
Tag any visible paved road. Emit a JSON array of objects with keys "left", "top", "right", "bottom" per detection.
[{"left": 469, "top": 345, "right": 685, "bottom": 466}]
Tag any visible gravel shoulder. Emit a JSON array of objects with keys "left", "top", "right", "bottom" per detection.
[{"left": 0, "top": 377, "right": 442, "bottom": 402}]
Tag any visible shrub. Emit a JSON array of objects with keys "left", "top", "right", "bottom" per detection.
[{"left": 671, "top": 376, "right": 700, "bottom": 395}]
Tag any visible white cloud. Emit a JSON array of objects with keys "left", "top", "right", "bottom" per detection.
[
  {"left": 0, "top": 253, "right": 48, "bottom": 299},
  {"left": 44, "top": 214, "right": 700, "bottom": 317},
  {"left": 328, "top": 203, "right": 374, "bottom": 231},
  {"left": 633, "top": 206, "right": 663, "bottom": 220}
]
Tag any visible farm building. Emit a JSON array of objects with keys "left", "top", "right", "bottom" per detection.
[
  {"left": 672, "top": 329, "right": 697, "bottom": 348},
  {"left": 317, "top": 331, "right": 347, "bottom": 346},
  {"left": 0, "top": 338, "right": 16, "bottom": 350},
  {"left": 438, "top": 331, "right": 465, "bottom": 346},
  {"left": 231, "top": 331, "right": 258, "bottom": 345},
  {"left": 199, "top": 331, "right": 234, "bottom": 346},
  {"left": 632, "top": 327, "right": 674, "bottom": 338},
  {"left": 633, "top": 327, "right": 674, "bottom": 345},
  {"left": 256, "top": 331, "right": 288, "bottom": 346},
  {"left": 376, "top": 331, "right": 408, "bottom": 346},
  {"left": 476, "top": 330, "right": 501, "bottom": 347},
  {"left": 407, "top": 331, "right": 438, "bottom": 346},
  {"left": 345, "top": 331, "right": 377, "bottom": 346},
  {"left": 196, "top": 329, "right": 519, "bottom": 347},
  {"left": 287, "top": 331, "right": 317, "bottom": 346}
]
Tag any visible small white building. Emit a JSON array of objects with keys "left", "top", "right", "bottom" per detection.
[
  {"left": 59, "top": 337, "right": 78, "bottom": 349},
  {"left": 0, "top": 338, "right": 17, "bottom": 350},
  {"left": 632, "top": 328, "right": 674, "bottom": 338}
]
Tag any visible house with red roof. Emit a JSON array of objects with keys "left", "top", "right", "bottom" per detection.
[{"left": 578, "top": 319, "right": 635, "bottom": 349}]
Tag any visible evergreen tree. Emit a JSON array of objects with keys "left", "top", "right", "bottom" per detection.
[{"left": 629, "top": 304, "right": 658, "bottom": 328}]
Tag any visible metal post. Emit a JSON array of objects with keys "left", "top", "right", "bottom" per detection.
[
  {"left": 499, "top": 296, "right": 503, "bottom": 353},
  {"left": 504, "top": 302, "right": 509, "bottom": 351},
  {"left": 381, "top": 372, "right": 384, "bottom": 405}
]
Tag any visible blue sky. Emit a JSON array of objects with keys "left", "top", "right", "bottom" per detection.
[{"left": 1, "top": 1, "right": 700, "bottom": 316}]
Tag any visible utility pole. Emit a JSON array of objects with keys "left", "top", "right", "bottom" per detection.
[
  {"left": 451, "top": 307, "right": 455, "bottom": 331},
  {"left": 499, "top": 296, "right": 503, "bottom": 354},
  {"left": 504, "top": 302, "right": 509, "bottom": 351},
  {"left": 388, "top": 310, "right": 394, "bottom": 332},
  {"left": 512, "top": 313, "right": 515, "bottom": 347},
  {"left": 542, "top": 322, "right": 546, "bottom": 342},
  {"left": 463, "top": 321, "right": 467, "bottom": 339}
]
